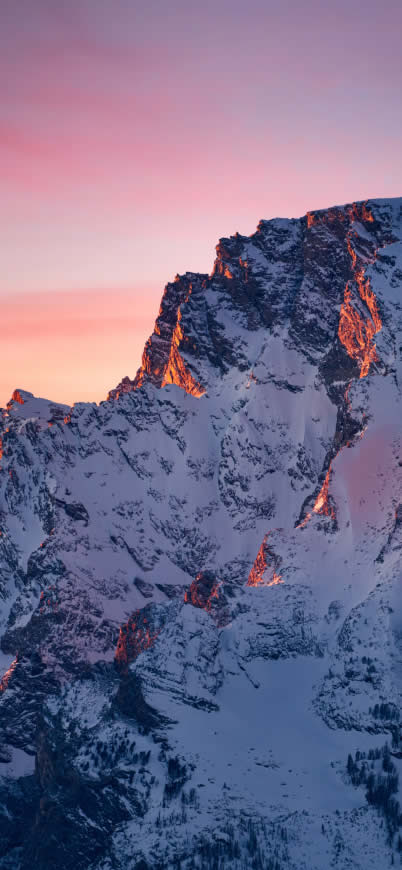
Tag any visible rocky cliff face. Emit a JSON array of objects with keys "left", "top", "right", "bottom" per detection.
[{"left": 1, "top": 199, "right": 402, "bottom": 870}]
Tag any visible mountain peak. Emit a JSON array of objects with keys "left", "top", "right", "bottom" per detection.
[
  {"left": 108, "top": 197, "right": 399, "bottom": 405},
  {"left": 7, "top": 388, "right": 33, "bottom": 408},
  {"left": 2, "top": 388, "right": 69, "bottom": 426},
  {"left": 2, "top": 196, "right": 402, "bottom": 869}
]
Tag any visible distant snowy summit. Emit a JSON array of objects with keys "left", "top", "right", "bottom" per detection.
[{"left": 3, "top": 388, "right": 69, "bottom": 426}]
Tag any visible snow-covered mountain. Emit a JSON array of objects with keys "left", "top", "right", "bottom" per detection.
[{"left": 1, "top": 198, "right": 402, "bottom": 869}]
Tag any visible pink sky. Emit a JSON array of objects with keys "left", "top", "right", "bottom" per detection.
[{"left": 1, "top": 0, "right": 401, "bottom": 406}]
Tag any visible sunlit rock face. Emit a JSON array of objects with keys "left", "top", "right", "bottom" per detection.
[{"left": 1, "top": 199, "right": 402, "bottom": 870}]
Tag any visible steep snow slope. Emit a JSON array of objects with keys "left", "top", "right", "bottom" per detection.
[{"left": 1, "top": 199, "right": 402, "bottom": 869}]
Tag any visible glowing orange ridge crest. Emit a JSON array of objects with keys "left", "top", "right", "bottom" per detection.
[
  {"left": 161, "top": 314, "right": 205, "bottom": 397},
  {"left": 338, "top": 211, "right": 382, "bottom": 379}
]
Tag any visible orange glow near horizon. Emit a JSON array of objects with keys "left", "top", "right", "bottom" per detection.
[{"left": 0, "top": 287, "right": 158, "bottom": 407}]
